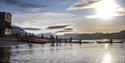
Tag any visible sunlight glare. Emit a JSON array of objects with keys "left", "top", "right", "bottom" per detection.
[
  {"left": 104, "top": 44, "right": 109, "bottom": 48},
  {"left": 102, "top": 53, "right": 112, "bottom": 63},
  {"left": 95, "top": 0, "right": 119, "bottom": 19}
]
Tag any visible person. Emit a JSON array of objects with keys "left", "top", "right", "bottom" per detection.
[
  {"left": 79, "top": 39, "right": 82, "bottom": 45},
  {"left": 110, "top": 39, "right": 113, "bottom": 43},
  {"left": 16, "top": 33, "right": 20, "bottom": 40},
  {"left": 69, "top": 37, "right": 72, "bottom": 43}
]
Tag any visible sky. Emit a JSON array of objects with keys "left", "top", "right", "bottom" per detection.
[{"left": 0, "top": 0, "right": 125, "bottom": 34}]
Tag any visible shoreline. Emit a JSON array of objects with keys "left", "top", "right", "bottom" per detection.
[{"left": 0, "top": 37, "right": 124, "bottom": 45}]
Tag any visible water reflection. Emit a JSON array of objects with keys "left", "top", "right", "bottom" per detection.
[
  {"left": 28, "top": 43, "right": 33, "bottom": 48},
  {"left": 0, "top": 47, "right": 11, "bottom": 63},
  {"left": 28, "top": 43, "right": 33, "bottom": 54},
  {"left": 104, "top": 43, "right": 112, "bottom": 49},
  {"left": 0, "top": 42, "right": 125, "bottom": 63},
  {"left": 104, "top": 44, "right": 109, "bottom": 48},
  {"left": 102, "top": 52, "right": 112, "bottom": 63}
]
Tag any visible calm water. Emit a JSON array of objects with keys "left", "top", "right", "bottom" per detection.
[{"left": 0, "top": 41, "right": 125, "bottom": 63}]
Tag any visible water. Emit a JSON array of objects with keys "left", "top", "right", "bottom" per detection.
[{"left": 0, "top": 41, "right": 125, "bottom": 63}]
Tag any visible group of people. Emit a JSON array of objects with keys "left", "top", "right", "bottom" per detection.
[
  {"left": 15, "top": 33, "right": 45, "bottom": 41},
  {"left": 15, "top": 33, "right": 82, "bottom": 44}
]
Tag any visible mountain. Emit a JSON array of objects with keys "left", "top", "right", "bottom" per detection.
[
  {"left": 61, "top": 30, "right": 125, "bottom": 40},
  {"left": 12, "top": 26, "right": 27, "bottom": 36},
  {"left": 12, "top": 26, "right": 55, "bottom": 38},
  {"left": 11, "top": 26, "right": 125, "bottom": 39}
]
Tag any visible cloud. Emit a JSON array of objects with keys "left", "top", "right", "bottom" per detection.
[
  {"left": 22, "top": 27, "right": 41, "bottom": 30},
  {"left": 0, "top": 0, "right": 46, "bottom": 8},
  {"left": 116, "top": 0, "right": 125, "bottom": 7},
  {"left": 86, "top": 8, "right": 125, "bottom": 19},
  {"left": 12, "top": 12, "right": 77, "bottom": 27},
  {"left": 85, "top": 2, "right": 125, "bottom": 19},
  {"left": 74, "top": 0, "right": 100, "bottom": 7},
  {"left": 67, "top": 0, "right": 125, "bottom": 19},
  {"left": 64, "top": 28, "right": 73, "bottom": 31},
  {"left": 55, "top": 28, "right": 74, "bottom": 33},
  {"left": 67, "top": 0, "right": 125, "bottom": 10},
  {"left": 56, "top": 30, "right": 71, "bottom": 33},
  {"left": 67, "top": 0, "right": 101, "bottom": 10},
  {"left": 46, "top": 24, "right": 69, "bottom": 29},
  {"left": 12, "top": 12, "right": 77, "bottom": 34}
]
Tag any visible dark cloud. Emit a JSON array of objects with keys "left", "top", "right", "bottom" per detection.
[
  {"left": 46, "top": 24, "right": 69, "bottom": 29},
  {"left": 0, "top": 0, "right": 46, "bottom": 8},
  {"left": 64, "top": 28, "right": 73, "bottom": 31},
  {"left": 56, "top": 28, "right": 73, "bottom": 33},
  {"left": 56, "top": 30, "right": 68, "bottom": 33},
  {"left": 116, "top": 0, "right": 125, "bottom": 7},
  {"left": 74, "top": 0, "right": 100, "bottom": 7},
  {"left": 22, "top": 27, "right": 41, "bottom": 30},
  {"left": 53, "top": 0, "right": 67, "bottom": 1},
  {"left": 55, "top": 30, "right": 71, "bottom": 33}
]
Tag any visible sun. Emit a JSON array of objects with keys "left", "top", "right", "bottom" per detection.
[{"left": 94, "top": 0, "right": 119, "bottom": 19}]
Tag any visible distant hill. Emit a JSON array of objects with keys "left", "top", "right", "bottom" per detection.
[
  {"left": 12, "top": 26, "right": 27, "bottom": 36},
  {"left": 11, "top": 26, "right": 125, "bottom": 39},
  {"left": 12, "top": 26, "right": 56, "bottom": 38},
  {"left": 61, "top": 30, "right": 125, "bottom": 40}
]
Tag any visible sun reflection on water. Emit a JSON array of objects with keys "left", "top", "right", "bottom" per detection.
[
  {"left": 102, "top": 52, "right": 112, "bottom": 63},
  {"left": 104, "top": 44, "right": 109, "bottom": 48},
  {"left": 104, "top": 43, "right": 112, "bottom": 49}
]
